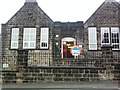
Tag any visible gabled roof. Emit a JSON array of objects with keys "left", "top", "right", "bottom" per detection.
[
  {"left": 6, "top": 1, "right": 53, "bottom": 26},
  {"left": 105, "top": 0, "right": 116, "bottom": 3},
  {"left": 26, "top": 0, "right": 36, "bottom": 2},
  {"left": 84, "top": 0, "right": 120, "bottom": 27}
]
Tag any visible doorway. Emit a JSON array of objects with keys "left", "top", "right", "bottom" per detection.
[{"left": 61, "top": 37, "right": 76, "bottom": 58}]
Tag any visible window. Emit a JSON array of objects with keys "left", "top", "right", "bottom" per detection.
[
  {"left": 101, "top": 27, "right": 120, "bottom": 50},
  {"left": 111, "top": 27, "right": 120, "bottom": 50},
  {"left": 88, "top": 27, "right": 97, "bottom": 50},
  {"left": 11, "top": 28, "right": 19, "bottom": 49},
  {"left": 40, "top": 28, "right": 49, "bottom": 49},
  {"left": 101, "top": 27, "right": 110, "bottom": 45},
  {"left": 56, "top": 35, "right": 59, "bottom": 37},
  {"left": 23, "top": 28, "right": 36, "bottom": 49}
]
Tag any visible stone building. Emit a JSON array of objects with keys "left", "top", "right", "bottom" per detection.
[
  {"left": 0, "top": 34, "right": 1, "bottom": 50},
  {"left": 84, "top": 0, "right": 120, "bottom": 80},
  {"left": 2, "top": 0, "right": 53, "bottom": 70},
  {"left": 0, "top": 34, "right": 1, "bottom": 58},
  {"left": 1, "top": 0, "right": 120, "bottom": 83}
]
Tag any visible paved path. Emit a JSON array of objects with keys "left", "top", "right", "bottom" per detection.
[
  {"left": 2, "top": 81, "right": 120, "bottom": 90},
  {"left": 1, "top": 88, "right": 120, "bottom": 90}
]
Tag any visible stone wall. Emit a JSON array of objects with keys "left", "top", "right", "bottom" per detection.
[
  {"left": 2, "top": 50, "right": 120, "bottom": 83},
  {"left": 53, "top": 21, "right": 84, "bottom": 58}
]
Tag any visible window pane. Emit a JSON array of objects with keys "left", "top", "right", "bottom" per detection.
[
  {"left": 40, "top": 28, "right": 49, "bottom": 49},
  {"left": 88, "top": 27, "right": 97, "bottom": 50},
  {"left": 11, "top": 42, "right": 18, "bottom": 48},
  {"left": 111, "top": 27, "right": 120, "bottom": 50},
  {"left": 113, "top": 44, "right": 119, "bottom": 50},
  {"left": 101, "top": 27, "right": 110, "bottom": 45},
  {"left": 23, "top": 28, "right": 36, "bottom": 49},
  {"left": 11, "top": 28, "right": 19, "bottom": 49},
  {"left": 30, "top": 42, "right": 35, "bottom": 47},
  {"left": 89, "top": 44, "right": 97, "bottom": 50},
  {"left": 24, "top": 42, "right": 29, "bottom": 47}
]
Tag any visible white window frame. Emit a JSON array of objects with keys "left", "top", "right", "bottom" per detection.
[
  {"left": 23, "top": 28, "right": 36, "bottom": 49},
  {"left": 11, "top": 28, "right": 19, "bottom": 49},
  {"left": 101, "top": 27, "right": 110, "bottom": 46},
  {"left": 111, "top": 27, "right": 120, "bottom": 50},
  {"left": 40, "top": 28, "right": 49, "bottom": 49},
  {"left": 88, "top": 27, "right": 97, "bottom": 50}
]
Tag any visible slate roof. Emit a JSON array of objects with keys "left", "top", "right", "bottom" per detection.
[
  {"left": 6, "top": 1, "right": 53, "bottom": 26},
  {"left": 84, "top": 0, "right": 120, "bottom": 26}
]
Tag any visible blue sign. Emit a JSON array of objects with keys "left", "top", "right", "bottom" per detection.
[
  {"left": 72, "top": 47, "right": 79, "bottom": 50},
  {"left": 71, "top": 46, "right": 80, "bottom": 56}
]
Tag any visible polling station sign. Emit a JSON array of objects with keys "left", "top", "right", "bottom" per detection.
[{"left": 70, "top": 46, "right": 80, "bottom": 56}]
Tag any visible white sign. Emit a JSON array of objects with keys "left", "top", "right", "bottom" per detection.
[
  {"left": 71, "top": 46, "right": 80, "bottom": 56},
  {"left": 3, "top": 64, "right": 9, "bottom": 68}
]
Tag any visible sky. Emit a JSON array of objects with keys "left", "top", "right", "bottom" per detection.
[{"left": 0, "top": 0, "right": 120, "bottom": 34}]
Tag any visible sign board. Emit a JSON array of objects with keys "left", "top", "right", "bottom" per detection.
[{"left": 70, "top": 46, "right": 80, "bottom": 56}]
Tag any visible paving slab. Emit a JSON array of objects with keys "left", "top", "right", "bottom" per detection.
[{"left": 1, "top": 81, "right": 120, "bottom": 90}]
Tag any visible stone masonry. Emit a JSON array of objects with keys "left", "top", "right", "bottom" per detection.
[{"left": 1, "top": 0, "right": 120, "bottom": 83}]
